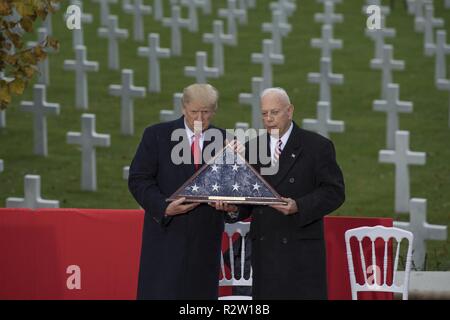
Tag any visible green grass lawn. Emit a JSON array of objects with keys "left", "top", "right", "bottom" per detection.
[{"left": 0, "top": 0, "right": 449, "bottom": 270}]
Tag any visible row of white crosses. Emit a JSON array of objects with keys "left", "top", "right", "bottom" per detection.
[
  {"left": 365, "top": 2, "right": 410, "bottom": 149},
  {"left": 137, "top": 1, "right": 233, "bottom": 97},
  {"left": 412, "top": 1, "right": 450, "bottom": 129},
  {"left": 406, "top": 0, "right": 450, "bottom": 128},
  {"left": 6, "top": 0, "right": 117, "bottom": 202},
  {"left": 0, "top": 72, "right": 10, "bottom": 128},
  {"left": 362, "top": 1, "right": 447, "bottom": 270},
  {"left": 156, "top": 0, "right": 253, "bottom": 122},
  {"left": 16, "top": 82, "right": 111, "bottom": 192},
  {"left": 6, "top": 113, "right": 113, "bottom": 205},
  {"left": 0, "top": 1, "right": 161, "bottom": 200},
  {"left": 303, "top": 0, "right": 345, "bottom": 139},
  {"left": 230, "top": 0, "right": 294, "bottom": 130},
  {"left": 365, "top": 0, "right": 414, "bottom": 228},
  {"left": 183, "top": 0, "right": 250, "bottom": 84}
]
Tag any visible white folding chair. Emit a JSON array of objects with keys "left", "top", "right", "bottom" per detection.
[
  {"left": 219, "top": 221, "right": 252, "bottom": 300},
  {"left": 345, "top": 225, "right": 414, "bottom": 300}
]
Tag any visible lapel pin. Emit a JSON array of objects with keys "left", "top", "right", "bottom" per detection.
[{"left": 291, "top": 154, "right": 295, "bottom": 158}]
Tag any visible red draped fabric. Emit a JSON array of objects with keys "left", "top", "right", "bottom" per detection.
[{"left": 0, "top": 208, "right": 392, "bottom": 300}]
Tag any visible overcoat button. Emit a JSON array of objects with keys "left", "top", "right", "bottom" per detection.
[
  {"left": 289, "top": 177, "right": 295, "bottom": 183},
  {"left": 282, "top": 237, "right": 288, "bottom": 244}
]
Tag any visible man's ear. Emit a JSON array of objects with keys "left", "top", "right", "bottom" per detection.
[{"left": 289, "top": 104, "right": 295, "bottom": 119}]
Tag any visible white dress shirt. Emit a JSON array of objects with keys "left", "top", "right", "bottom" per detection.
[
  {"left": 270, "top": 122, "right": 293, "bottom": 163},
  {"left": 185, "top": 120, "right": 205, "bottom": 150}
]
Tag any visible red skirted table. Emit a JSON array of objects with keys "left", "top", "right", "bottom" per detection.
[{"left": 0, "top": 208, "right": 392, "bottom": 299}]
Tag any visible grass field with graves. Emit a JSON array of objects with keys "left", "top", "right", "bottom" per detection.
[{"left": 0, "top": 0, "right": 449, "bottom": 270}]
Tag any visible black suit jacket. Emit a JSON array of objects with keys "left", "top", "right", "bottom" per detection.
[
  {"left": 238, "top": 122, "right": 345, "bottom": 299},
  {"left": 128, "top": 116, "right": 226, "bottom": 299}
]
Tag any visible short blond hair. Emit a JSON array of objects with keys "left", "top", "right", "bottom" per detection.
[{"left": 182, "top": 83, "right": 219, "bottom": 111}]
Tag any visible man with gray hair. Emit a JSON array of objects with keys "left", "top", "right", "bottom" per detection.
[
  {"left": 128, "top": 83, "right": 236, "bottom": 299},
  {"left": 236, "top": 87, "right": 346, "bottom": 299}
]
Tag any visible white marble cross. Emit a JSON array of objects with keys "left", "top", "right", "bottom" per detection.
[
  {"left": 365, "top": 16, "right": 396, "bottom": 60},
  {"left": 160, "top": 92, "right": 183, "bottom": 122},
  {"left": 162, "top": 6, "right": 190, "bottom": 56},
  {"left": 27, "top": 28, "right": 50, "bottom": 86},
  {"left": 0, "top": 109, "right": 5, "bottom": 128},
  {"left": 246, "top": 0, "right": 256, "bottom": 9},
  {"left": 123, "top": 166, "right": 130, "bottom": 180},
  {"left": 181, "top": 0, "right": 199, "bottom": 32},
  {"left": 184, "top": 51, "right": 220, "bottom": 83},
  {"left": 394, "top": 198, "right": 448, "bottom": 270},
  {"left": 203, "top": 20, "right": 234, "bottom": 75},
  {"left": 218, "top": 0, "right": 247, "bottom": 46},
  {"left": 0, "top": 72, "right": 9, "bottom": 128},
  {"left": 92, "top": 0, "right": 118, "bottom": 27},
  {"left": 262, "top": 10, "right": 292, "bottom": 55},
  {"left": 197, "top": 0, "right": 212, "bottom": 14},
  {"left": 421, "top": 4, "right": 444, "bottom": 56},
  {"left": 6, "top": 175, "right": 60, "bottom": 209},
  {"left": 98, "top": 15, "right": 129, "bottom": 70},
  {"left": 153, "top": 0, "right": 163, "bottom": 20},
  {"left": 239, "top": 77, "right": 264, "bottom": 129},
  {"left": 109, "top": 69, "right": 146, "bottom": 135},
  {"left": 238, "top": 0, "right": 248, "bottom": 10},
  {"left": 137, "top": 33, "right": 171, "bottom": 92},
  {"left": 436, "top": 78, "right": 450, "bottom": 128},
  {"left": 123, "top": 0, "right": 152, "bottom": 41},
  {"left": 0, "top": 159, "right": 4, "bottom": 173},
  {"left": 20, "top": 84, "right": 60, "bottom": 156},
  {"left": 314, "top": 1, "right": 343, "bottom": 30},
  {"left": 311, "top": 24, "right": 342, "bottom": 60},
  {"left": 414, "top": 0, "right": 430, "bottom": 32},
  {"left": 67, "top": 114, "right": 111, "bottom": 191},
  {"left": 63, "top": 46, "right": 99, "bottom": 109},
  {"left": 429, "top": 30, "right": 450, "bottom": 83},
  {"left": 370, "top": 45, "right": 404, "bottom": 100},
  {"left": 373, "top": 84, "right": 413, "bottom": 150},
  {"left": 308, "top": 57, "right": 344, "bottom": 105},
  {"left": 270, "top": 0, "right": 296, "bottom": 19},
  {"left": 406, "top": 0, "right": 414, "bottom": 15},
  {"left": 302, "top": 101, "right": 344, "bottom": 139},
  {"left": 251, "top": 39, "right": 284, "bottom": 89},
  {"left": 42, "top": 1, "right": 60, "bottom": 36},
  {"left": 70, "top": 0, "right": 93, "bottom": 49},
  {"left": 379, "top": 131, "right": 426, "bottom": 213}
]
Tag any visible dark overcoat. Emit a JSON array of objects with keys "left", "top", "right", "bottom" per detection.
[
  {"left": 128, "top": 116, "right": 226, "bottom": 299},
  {"left": 239, "top": 122, "right": 345, "bottom": 300}
]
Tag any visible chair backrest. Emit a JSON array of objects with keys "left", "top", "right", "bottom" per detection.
[
  {"left": 344, "top": 225, "right": 414, "bottom": 300},
  {"left": 219, "top": 221, "right": 252, "bottom": 300}
]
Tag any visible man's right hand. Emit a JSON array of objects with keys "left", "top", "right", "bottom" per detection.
[{"left": 165, "top": 197, "right": 200, "bottom": 216}]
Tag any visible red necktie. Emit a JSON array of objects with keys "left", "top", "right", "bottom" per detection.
[{"left": 191, "top": 134, "right": 201, "bottom": 171}]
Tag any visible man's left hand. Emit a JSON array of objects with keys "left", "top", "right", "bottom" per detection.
[{"left": 270, "top": 197, "right": 298, "bottom": 215}]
